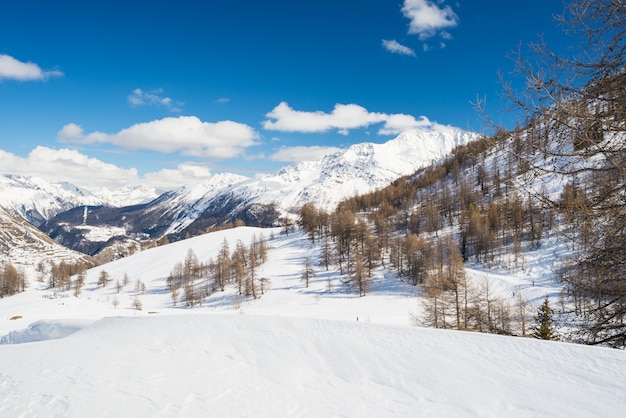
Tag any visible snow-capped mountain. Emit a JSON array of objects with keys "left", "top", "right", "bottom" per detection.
[
  {"left": 0, "top": 175, "right": 108, "bottom": 226},
  {"left": 1, "top": 125, "right": 476, "bottom": 257},
  {"left": 0, "top": 175, "right": 158, "bottom": 226},
  {"left": 89, "top": 184, "right": 160, "bottom": 207},
  {"left": 151, "top": 125, "right": 478, "bottom": 235}
]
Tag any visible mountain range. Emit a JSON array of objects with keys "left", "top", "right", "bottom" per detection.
[{"left": 0, "top": 125, "right": 476, "bottom": 260}]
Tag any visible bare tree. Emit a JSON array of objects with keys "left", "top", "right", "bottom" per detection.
[
  {"left": 301, "top": 257, "right": 314, "bottom": 288},
  {"left": 98, "top": 270, "right": 110, "bottom": 288},
  {"left": 488, "top": 0, "right": 626, "bottom": 347}
]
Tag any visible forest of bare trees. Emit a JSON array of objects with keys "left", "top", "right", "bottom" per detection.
[
  {"left": 166, "top": 233, "right": 269, "bottom": 307},
  {"left": 0, "top": 261, "right": 27, "bottom": 298},
  {"left": 291, "top": 1, "right": 626, "bottom": 347},
  {"left": 494, "top": 0, "right": 626, "bottom": 348}
]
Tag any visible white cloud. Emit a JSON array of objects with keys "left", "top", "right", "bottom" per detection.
[
  {"left": 263, "top": 102, "right": 387, "bottom": 133},
  {"left": 128, "top": 88, "right": 182, "bottom": 112},
  {"left": 0, "top": 146, "right": 138, "bottom": 190},
  {"left": 378, "top": 114, "right": 434, "bottom": 135},
  {"left": 0, "top": 146, "right": 219, "bottom": 191},
  {"left": 382, "top": 39, "right": 416, "bottom": 57},
  {"left": 269, "top": 146, "right": 342, "bottom": 164},
  {"left": 401, "top": 0, "right": 458, "bottom": 40},
  {"left": 58, "top": 116, "right": 259, "bottom": 159},
  {"left": 0, "top": 54, "right": 63, "bottom": 81},
  {"left": 142, "top": 162, "right": 213, "bottom": 190},
  {"left": 214, "top": 98, "right": 230, "bottom": 104},
  {"left": 263, "top": 102, "right": 438, "bottom": 136}
]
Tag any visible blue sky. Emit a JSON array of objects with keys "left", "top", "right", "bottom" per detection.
[{"left": 0, "top": 0, "right": 568, "bottom": 191}]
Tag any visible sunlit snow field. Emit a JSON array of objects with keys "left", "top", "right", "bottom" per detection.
[{"left": 1, "top": 227, "right": 625, "bottom": 417}]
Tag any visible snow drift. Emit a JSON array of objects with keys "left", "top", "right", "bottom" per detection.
[{"left": 0, "top": 314, "right": 624, "bottom": 417}]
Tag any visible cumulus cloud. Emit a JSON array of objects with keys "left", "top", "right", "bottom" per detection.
[
  {"left": 0, "top": 54, "right": 63, "bottom": 81},
  {"left": 128, "top": 88, "right": 182, "bottom": 112},
  {"left": 269, "top": 146, "right": 342, "bottom": 164},
  {"left": 142, "top": 162, "right": 213, "bottom": 190},
  {"left": 401, "top": 0, "right": 458, "bottom": 40},
  {"left": 0, "top": 146, "right": 138, "bottom": 190},
  {"left": 0, "top": 147, "right": 220, "bottom": 191},
  {"left": 58, "top": 116, "right": 259, "bottom": 159},
  {"left": 378, "top": 114, "right": 435, "bottom": 135},
  {"left": 263, "top": 102, "right": 387, "bottom": 133},
  {"left": 263, "top": 102, "right": 438, "bottom": 136},
  {"left": 382, "top": 39, "right": 416, "bottom": 57}
]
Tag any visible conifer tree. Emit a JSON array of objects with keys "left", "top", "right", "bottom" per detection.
[{"left": 532, "top": 296, "right": 558, "bottom": 340}]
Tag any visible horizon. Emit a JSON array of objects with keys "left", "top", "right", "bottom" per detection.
[{"left": 0, "top": 1, "right": 567, "bottom": 192}]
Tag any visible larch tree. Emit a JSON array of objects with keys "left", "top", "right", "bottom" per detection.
[
  {"left": 301, "top": 257, "right": 314, "bottom": 288},
  {"left": 493, "top": 0, "right": 626, "bottom": 347}
]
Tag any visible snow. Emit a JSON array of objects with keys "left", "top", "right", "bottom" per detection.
[
  {"left": 0, "top": 315, "right": 624, "bottom": 417},
  {"left": 1, "top": 226, "right": 625, "bottom": 417},
  {"left": 74, "top": 225, "right": 127, "bottom": 242}
]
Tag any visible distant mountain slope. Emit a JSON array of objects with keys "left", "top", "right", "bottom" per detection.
[
  {"left": 0, "top": 175, "right": 107, "bottom": 226},
  {"left": 0, "top": 175, "right": 158, "bottom": 226},
  {"left": 0, "top": 206, "right": 94, "bottom": 277},
  {"left": 153, "top": 126, "right": 478, "bottom": 235}
]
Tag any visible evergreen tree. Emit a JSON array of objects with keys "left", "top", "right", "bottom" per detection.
[{"left": 532, "top": 296, "right": 558, "bottom": 340}]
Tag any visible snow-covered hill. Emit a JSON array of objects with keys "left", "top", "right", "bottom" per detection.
[
  {"left": 1, "top": 314, "right": 624, "bottom": 417},
  {"left": 0, "top": 226, "right": 624, "bottom": 417}
]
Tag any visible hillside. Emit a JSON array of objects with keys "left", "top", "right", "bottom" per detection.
[
  {"left": 0, "top": 226, "right": 624, "bottom": 417},
  {"left": 0, "top": 206, "right": 94, "bottom": 279}
]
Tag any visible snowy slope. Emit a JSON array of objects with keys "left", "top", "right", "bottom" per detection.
[
  {"left": 143, "top": 172, "right": 250, "bottom": 232},
  {"left": 0, "top": 314, "right": 624, "bottom": 418},
  {"left": 0, "top": 226, "right": 624, "bottom": 416}
]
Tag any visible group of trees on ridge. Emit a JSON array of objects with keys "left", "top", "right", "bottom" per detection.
[
  {"left": 166, "top": 233, "right": 270, "bottom": 307},
  {"left": 296, "top": 0, "right": 626, "bottom": 347}
]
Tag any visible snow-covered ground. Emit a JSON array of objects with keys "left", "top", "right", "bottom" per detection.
[{"left": 1, "top": 226, "right": 625, "bottom": 417}]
